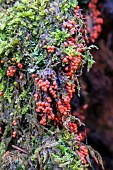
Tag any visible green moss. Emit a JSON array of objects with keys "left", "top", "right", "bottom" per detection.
[{"left": 0, "top": 0, "right": 96, "bottom": 169}]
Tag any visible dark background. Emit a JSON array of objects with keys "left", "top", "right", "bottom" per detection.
[{"left": 77, "top": 0, "right": 113, "bottom": 169}]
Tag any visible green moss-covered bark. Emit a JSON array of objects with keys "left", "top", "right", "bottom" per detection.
[{"left": 0, "top": 0, "right": 102, "bottom": 169}]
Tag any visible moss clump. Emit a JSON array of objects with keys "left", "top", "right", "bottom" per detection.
[
  {"left": 1, "top": 128, "right": 89, "bottom": 170},
  {"left": 0, "top": 0, "right": 98, "bottom": 169}
]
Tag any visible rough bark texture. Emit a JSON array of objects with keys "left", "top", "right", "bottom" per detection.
[
  {"left": 77, "top": 38, "right": 113, "bottom": 170},
  {"left": 86, "top": 40, "right": 113, "bottom": 168},
  {"left": 78, "top": 2, "right": 113, "bottom": 168}
]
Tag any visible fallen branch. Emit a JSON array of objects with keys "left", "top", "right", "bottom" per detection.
[{"left": 12, "top": 145, "right": 29, "bottom": 155}]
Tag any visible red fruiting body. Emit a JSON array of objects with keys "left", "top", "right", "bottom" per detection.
[
  {"left": 17, "top": 62, "right": 23, "bottom": 69},
  {"left": 0, "top": 127, "right": 2, "bottom": 134},
  {"left": 12, "top": 131, "right": 17, "bottom": 138},
  {"left": 0, "top": 91, "right": 3, "bottom": 96},
  {"left": 78, "top": 151, "right": 87, "bottom": 165},
  {"left": 76, "top": 132, "right": 86, "bottom": 142},
  {"left": 87, "top": 0, "right": 103, "bottom": 42},
  {"left": 47, "top": 45, "right": 55, "bottom": 53},
  {"left": 32, "top": 74, "right": 37, "bottom": 78},
  {"left": 7, "top": 66, "right": 16, "bottom": 77},
  {"left": 29, "top": 4, "right": 89, "bottom": 142},
  {"left": 11, "top": 58, "right": 15, "bottom": 62},
  {"left": 80, "top": 145, "right": 88, "bottom": 157},
  {"left": 2, "top": 151, "right": 10, "bottom": 161},
  {"left": 19, "top": 74, "right": 23, "bottom": 80},
  {"left": 68, "top": 123, "right": 78, "bottom": 133},
  {"left": 78, "top": 145, "right": 88, "bottom": 165},
  {"left": 0, "top": 60, "right": 5, "bottom": 64},
  {"left": 12, "top": 120, "right": 17, "bottom": 126}
]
